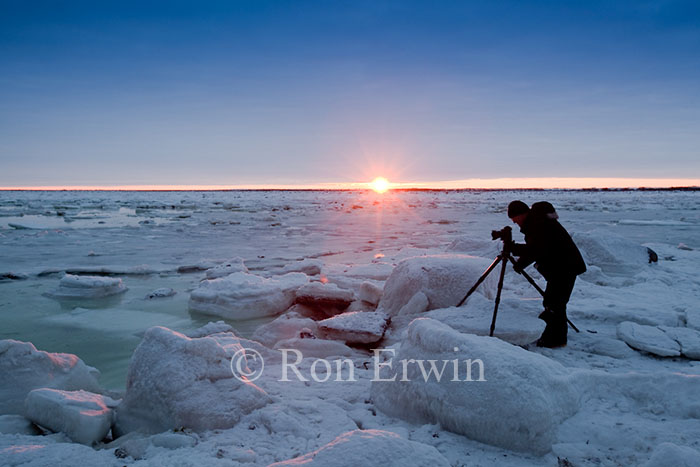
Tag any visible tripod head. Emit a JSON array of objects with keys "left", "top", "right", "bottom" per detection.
[{"left": 491, "top": 226, "right": 512, "bottom": 253}]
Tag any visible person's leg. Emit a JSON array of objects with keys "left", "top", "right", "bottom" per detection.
[{"left": 537, "top": 275, "right": 576, "bottom": 347}]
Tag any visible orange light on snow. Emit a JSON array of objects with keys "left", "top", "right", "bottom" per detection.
[{"left": 370, "top": 177, "right": 390, "bottom": 193}]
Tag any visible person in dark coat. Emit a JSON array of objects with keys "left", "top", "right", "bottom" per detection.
[{"left": 507, "top": 200, "right": 586, "bottom": 347}]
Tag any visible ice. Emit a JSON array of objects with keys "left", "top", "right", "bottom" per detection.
[
  {"left": 280, "top": 258, "right": 323, "bottom": 275},
  {"left": 371, "top": 318, "right": 579, "bottom": 455},
  {"left": 188, "top": 271, "right": 309, "bottom": 320},
  {"left": 0, "top": 340, "right": 102, "bottom": 415},
  {"left": 425, "top": 294, "right": 545, "bottom": 345},
  {"left": 660, "top": 326, "right": 700, "bottom": 359},
  {"left": 204, "top": 257, "right": 247, "bottom": 279},
  {"left": 295, "top": 281, "right": 355, "bottom": 309},
  {"left": 145, "top": 287, "right": 176, "bottom": 299},
  {"left": 108, "top": 431, "right": 198, "bottom": 460},
  {"left": 617, "top": 321, "right": 681, "bottom": 357},
  {"left": 24, "top": 389, "right": 117, "bottom": 445},
  {"left": 358, "top": 280, "right": 383, "bottom": 305},
  {"left": 43, "top": 307, "right": 190, "bottom": 335},
  {"left": 270, "top": 429, "right": 451, "bottom": 467},
  {"left": 114, "top": 326, "right": 271, "bottom": 435},
  {"left": 378, "top": 254, "right": 497, "bottom": 317},
  {"left": 572, "top": 230, "right": 653, "bottom": 274},
  {"left": 45, "top": 274, "right": 127, "bottom": 299},
  {"left": 643, "top": 443, "right": 700, "bottom": 467},
  {"left": 185, "top": 320, "right": 235, "bottom": 338},
  {"left": 251, "top": 312, "right": 320, "bottom": 347},
  {"left": 318, "top": 311, "right": 389, "bottom": 344}
]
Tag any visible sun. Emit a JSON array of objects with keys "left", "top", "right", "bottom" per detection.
[{"left": 370, "top": 177, "right": 390, "bottom": 194}]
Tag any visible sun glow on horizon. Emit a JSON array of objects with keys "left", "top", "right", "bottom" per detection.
[{"left": 370, "top": 177, "right": 390, "bottom": 193}]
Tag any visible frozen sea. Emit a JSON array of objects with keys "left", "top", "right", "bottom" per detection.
[{"left": 1, "top": 189, "right": 700, "bottom": 466}]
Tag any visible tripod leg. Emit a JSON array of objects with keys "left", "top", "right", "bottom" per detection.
[
  {"left": 456, "top": 255, "right": 502, "bottom": 307},
  {"left": 506, "top": 254, "right": 580, "bottom": 333},
  {"left": 489, "top": 253, "right": 509, "bottom": 337}
]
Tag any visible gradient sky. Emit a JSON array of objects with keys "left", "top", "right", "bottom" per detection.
[{"left": 1, "top": 0, "right": 699, "bottom": 187}]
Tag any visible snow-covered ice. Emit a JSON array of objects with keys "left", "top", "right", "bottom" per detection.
[
  {"left": 371, "top": 318, "right": 580, "bottom": 455},
  {"left": 378, "top": 254, "right": 497, "bottom": 317},
  {"left": 295, "top": 281, "right": 355, "bottom": 310},
  {"left": 0, "top": 340, "right": 102, "bottom": 415},
  {"left": 204, "top": 256, "right": 248, "bottom": 279},
  {"left": 114, "top": 326, "right": 271, "bottom": 435},
  {"left": 318, "top": 311, "right": 389, "bottom": 344},
  {"left": 24, "top": 388, "right": 117, "bottom": 445},
  {"left": 45, "top": 274, "right": 127, "bottom": 299},
  {"left": 188, "top": 271, "right": 308, "bottom": 320}
]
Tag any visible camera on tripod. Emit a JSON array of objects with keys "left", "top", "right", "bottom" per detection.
[{"left": 491, "top": 226, "right": 512, "bottom": 243}]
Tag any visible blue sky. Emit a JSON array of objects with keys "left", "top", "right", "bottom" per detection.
[{"left": 1, "top": 0, "right": 699, "bottom": 187}]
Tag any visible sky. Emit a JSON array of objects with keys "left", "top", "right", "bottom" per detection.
[{"left": 1, "top": 0, "right": 699, "bottom": 188}]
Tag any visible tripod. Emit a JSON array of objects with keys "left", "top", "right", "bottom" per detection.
[{"left": 456, "top": 226, "right": 580, "bottom": 337}]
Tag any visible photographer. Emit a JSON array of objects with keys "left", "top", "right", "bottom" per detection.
[{"left": 507, "top": 200, "right": 586, "bottom": 348}]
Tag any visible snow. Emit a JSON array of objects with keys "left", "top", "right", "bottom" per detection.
[
  {"left": 24, "top": 389, "right": 117, "bottom": 445},
  {"left": 273, "top": 337, "right": 355, "bottom": 358},
  {"left": 643, "top": 443, "right": 700, "bottom": 467},
  {"left": 371, "top": 318, "right": 580, "bottom": 455},
  {"left": 0, "top": 415, "right": 41, "bottom": 435},
  {"left": 0, "top": 340, "right": 102, "bottom": 415},
  {"left": 318, "top": 311, "right": 389, "bottom": 344},
  {"left": 378, "top": 254, "right": 497, "bottom": 317},
  {"left": 114, "top": 326, "right": 271, "bottom": 435},
  {"left": 45, "top": 274, "right": 127, "bottom": 299},
  {"left": 270, "top": 429, "right": 451, "bottom": 466},
  {"left": 188, "top": 271, "right": 308, "bottom": 320},
  {"left": 204, "top": 257, "right": 247, "bottom": 279}
]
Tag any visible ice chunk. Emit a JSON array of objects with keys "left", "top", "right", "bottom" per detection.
[
  {"left": 280, "top": 258, "right": 323, "bottom": 276},
  {"left": 660, "top": 326, "right": 700, "bottom": 359},
  {"left": 270, "top": 429, "right": 450, "bottom": 467},
  {"left": 643, "top": 443, "right": 700, "bottom": 467},
  {"left": 205, "top": 257, "right": 248, "bottom": 279},
  {"left": 252, "top": 313, "right": 319, "bottom": 347},
  {"left": 425, "top": 294, "right": 545, "bottom": 346},
  {"left": 0, "top": 340, "right": 101, "bottom": 415},
  {"left": 295, "top": 282, "right": 355, "bottom": 309},
  {"left": 24, "top": 389, "right": 117, "bottom": 445},
  {"left": 371, "top": 318, "right": 579, "bottom": 455},
  {"left": 114, "top": 326, "right": 271, "bottom": 435},
  {"left": 318, "top": 311, "right": 389, "bottom": 344},
  {"left": 145, "top": 287, "right": 176, "bottom": 299},
  {"left": 358, "top": 281, "right": 383, "bottom": 305},
  {"left": 186, "top": 320, "right": 235, "bottom": 338},
  {"left": 572, "top": 230, "right": 652, "bottom": 274},
  {"left": 617, "top": 322, "right": 681, "bottom": 357},
  {"left": 45, "top": 274, "right": 127, "bottom": 299},
  {"left": 379, "top": 255, "right": 497, "bottom": 317},
  {"left": 188, "top": 271, "right": 308, "bottom": 320}
]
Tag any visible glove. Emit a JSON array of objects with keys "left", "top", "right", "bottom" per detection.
[{"left": 512, "top": 262, "right": 524, "bottom": 274}]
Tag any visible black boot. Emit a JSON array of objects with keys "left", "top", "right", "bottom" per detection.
[{"left": 536, "top": 310, "right": 567, "bottom": 348}]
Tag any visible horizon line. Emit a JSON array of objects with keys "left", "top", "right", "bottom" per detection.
[{"left": 1, "top": 177, "right": 699, "bottom": 191}]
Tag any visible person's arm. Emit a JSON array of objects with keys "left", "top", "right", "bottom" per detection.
[{"left": 510, "top": 242, "right": 534, "bottom": 272}]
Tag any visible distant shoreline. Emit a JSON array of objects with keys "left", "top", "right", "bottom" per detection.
[{"left": 1, "top": 187, "right": 698, "bottom": 193}]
